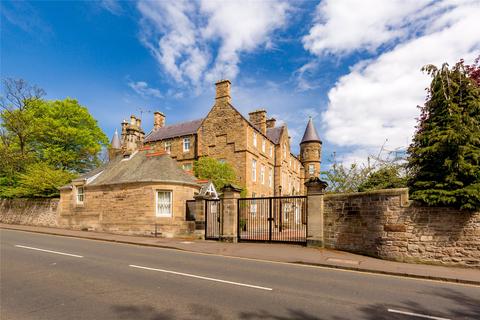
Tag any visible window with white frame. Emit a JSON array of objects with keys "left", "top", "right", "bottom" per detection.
[
  {"left": 183, "top": 137, "right": 190, "bottom": 152},
  {"left": 76, "top": 186, "right": 84, "bottom": 204},
  {"left": 252, "top": 159, "right": 257, "bottom": 182},
  {"left": 260, "top": 165, "right": 265, "bottom": 185},
  {"left": 156, "top": 190, "right": 172, "bottom": 217},
  {"left": 309, "top": 164, "right": 315, "bottom": 175},
  {"left": 269, "top": 168, "right": 273, "bottom": 188},
  {"left": 262, "top": 139, "right": 266, "bottom": 153},
  {"left": 270, "top": 145, "right": 273, "bottom": 157},
  {"left": 253, "top": 132, "right": 257, "bottom": 147},
  {"left": 164, "top": 141, "right": 171, "bottom": 153}
]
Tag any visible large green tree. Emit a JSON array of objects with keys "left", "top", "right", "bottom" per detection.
[
  {"left": 30, "top": 98, "right": 108, "bottom": 172},
  {"left": 407, "top": 59, "right": 480, "bottom": 210},
  {"left": 193, "top": 157, "right": 237, "bottom": 191},
  {"left": 0, "top": 78, "right": 108, "bottom": 198}
]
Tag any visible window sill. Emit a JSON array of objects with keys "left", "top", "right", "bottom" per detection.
[{"left": 155, "top": 215, "right": 173, "bottom": 218}]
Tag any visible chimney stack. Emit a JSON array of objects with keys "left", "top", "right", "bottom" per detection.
[
  {"left": 153, "top": 111, "right": 165, "bottom": 130},
  {"left": 248, "top": 109, "right": 267, "bottom": 134},
  {"left": 266, "top": 118, "right": 276, "bottom": 128},
  {"left": 215, "top": 79, "right": 231, "bottom": 104},
  {"left": 121, "top": 119, "right": 128, "bottom": 141}
]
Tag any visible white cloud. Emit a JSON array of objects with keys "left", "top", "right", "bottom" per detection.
[
  {"left": 137, "top": 0, "right": 290, "bottom": 86},
  {"left": 303, "top": 0, "right": 436, "bottom": 56},
  {"left": 199, "top": 0, "right": 290, "bottom": 82},
  {"left": 100, "top": 0, "right": 123, "bottom": 15},
  {"left": 128, "top": 81, "right": 162, "bottom": 98},
  {"left": 303, "top": 0, "right": 480, "bottom": 163}
]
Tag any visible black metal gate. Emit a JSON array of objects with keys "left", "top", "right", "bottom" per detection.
[
  {"left": 238, "top": 196, "right": 307, "bottom": 244},
  {"left": 205, "top": 199, "right": 221, "bottom": 240}
]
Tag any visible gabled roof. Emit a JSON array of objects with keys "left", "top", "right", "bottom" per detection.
[
  {"left": 300, "top": 118, "right": 321, "bottom": 144},
  {"left": 67, "top": 150, "right": 199, "bottom": 188},
  {"left": 266, "top": 126, "right": 284, "bottom": 145},
  {"left": 144, "top": 118, "right": 203, "bottom": 143}
]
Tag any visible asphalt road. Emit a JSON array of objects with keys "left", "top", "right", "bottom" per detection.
[{"left": 1, "top": 229, "right": 479, "bottom": 320}]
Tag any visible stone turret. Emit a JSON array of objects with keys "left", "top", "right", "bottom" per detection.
[
  {"left": 122, "top": 114, "right": 144, "bottom": 155},
  {"left": 300, "top": 117, "right": 322, "bottom": 182},
  {"left": 108, "top": 129, "right": 122, "bottom": 161}
]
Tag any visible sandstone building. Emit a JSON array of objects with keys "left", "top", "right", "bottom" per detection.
[
  {"left": 114, "top": 80, "right": 321, "bottom": 197},
  {"left": 58, "top": 148, "right": 201, "bottom": 237}
]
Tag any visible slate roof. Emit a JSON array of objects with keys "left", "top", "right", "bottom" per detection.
[
  {"left": 66, "top": 150, "right": 199, "bottom": 188},
  {"left": 266, "top": 126, "right": 284, "bottom": 145},
  {"left": 300, "top": 118, "right": 321, "bottom": 144},
  {"left": 144, "top": 118, "right": 203, "bottom": 143}
]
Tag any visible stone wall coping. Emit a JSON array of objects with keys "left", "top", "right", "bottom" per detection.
[
  {"left": 324, "top": 188, "right": 409, "bottom": 199},
  {"left": 0, "top": 198, "right": 60, "bottom": 202}
]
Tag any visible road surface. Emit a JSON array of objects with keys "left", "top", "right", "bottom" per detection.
[{"left": 1, "top": 229, "right": 479, "bottom": 319}]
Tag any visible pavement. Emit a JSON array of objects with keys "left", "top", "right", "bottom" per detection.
[
  {"left": 1, "top": 223, "right": 479, "bottom": 286},
  {"left": 2, "top": 228, "right": 480, "bottom": 320}
]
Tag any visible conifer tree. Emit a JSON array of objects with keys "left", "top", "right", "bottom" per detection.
[{"left": 407, "top": 58, "right": 480, "bottom": 210}]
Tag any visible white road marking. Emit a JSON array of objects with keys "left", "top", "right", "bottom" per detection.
[
  {"left": 15, "top": 245, "right": 83, "bottom": 258},
  {"left": 129, "top": 264, "right": 273, "bottom": 291},
  {"left": 4, "top": 229, "right": 478, "bottom": 288},
  {"left": 387, "top": 308, "right": 451, "bottom": 320}
]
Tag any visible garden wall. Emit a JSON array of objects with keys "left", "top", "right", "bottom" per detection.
[
  {"left": 0, "top": 198, "right": 59, "bottom": 227},
  {"left": 323, "top": 189, "right": 480, "bottom": 267}
]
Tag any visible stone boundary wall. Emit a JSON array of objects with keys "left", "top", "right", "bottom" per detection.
[
  {"left": 323, "top": 188, "right": 480, "bottom": 267},
  {"left": 0, "top": 198, "right": 59, "bottom": 227}
]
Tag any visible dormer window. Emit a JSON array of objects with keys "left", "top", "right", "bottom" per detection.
[
  {"left": 262, "top": 139, "right": 266, "bottom": 153},
  {"left": 253, "top": 132, "right": 257, "bottom": 148}
]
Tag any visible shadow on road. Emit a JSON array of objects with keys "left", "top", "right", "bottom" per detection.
[
  {"left": 110, "top": 287, "right": 480, "bottom": 320},
  {"left": 357, "top": 287, "right": 480, "bottom": 320},
  {"left": 111, "top": 303, "right": 225, "bottom": 320}
]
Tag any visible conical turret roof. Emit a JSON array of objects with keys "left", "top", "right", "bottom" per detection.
[
  {"left": 111, "top": 129, "right": 121, "bottom": 149},
  {"left": 300, "top": 118, "right": 321, "bottom": 144}
]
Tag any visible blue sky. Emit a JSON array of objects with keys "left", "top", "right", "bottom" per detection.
[{"left": 2, "top": 0, "right": 479, "bottom": 165}]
